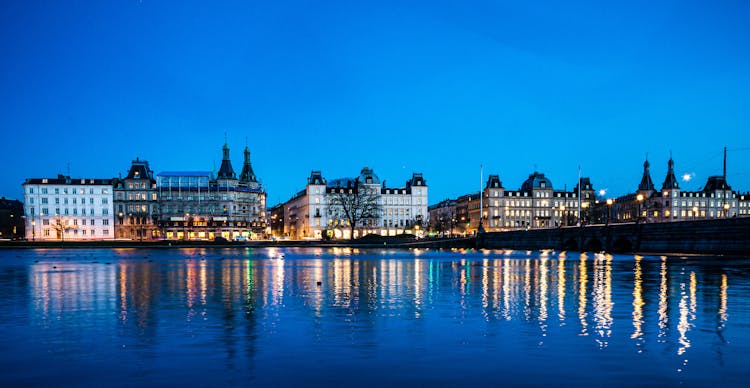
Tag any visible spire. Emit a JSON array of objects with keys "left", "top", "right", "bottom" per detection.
[
  {"left": 662, "top": 154, "right": 679, "bottom": 190},
  {"left": 638, "top": 157, "right": 655, "bottom": 192},
  {"left": 217, "top": 139, "right": 236, "bottom": 179},
  {"left": 239, "top": 145, "right": 257, "bottom": 183}
]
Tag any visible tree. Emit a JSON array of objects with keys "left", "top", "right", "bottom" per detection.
[
  {"left": 51, "top": 215, "right": 75, "bottom": 242},
  {"left": 328, "top": 179, "right": 381, "bottom": 240}
]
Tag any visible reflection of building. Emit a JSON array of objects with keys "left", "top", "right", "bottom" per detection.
[
  {"left": 22, "top": 175, "right": 114, "bottom": 240},
  {"left": 113, "top": 158, "right": 159, "bottom": 240},
  {"left": 156, "top": 142, "right": 267, "bottom": 240},
  {"left": 279, "top": 167, "right": 428, "bottom": 239},
  {"left": 612, "top": 156, "right": 748, "bottom": 222},
  {"left": 0, "top": 197, "right": 24, "bottom": 240},
  {"left": 432, "top": 171, "right": 596, "bottom": 234}
]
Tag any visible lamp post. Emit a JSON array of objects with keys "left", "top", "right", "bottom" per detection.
[
  {"left": 692, "top": 206, "right": 699, "bottom": 221},
  {"left": 723, "top": 203, "right": 730, "bottom": 218},
  {"left": 636, "top": 194, "right": 644, "bottom": 223},
  {"left": 606, "top": 199, "right": 614, "bottom": 225},
  {"left": 560, "top": 205, "right": 566, "bottom": 227},
  {"left": 31, "top": 219, "right": 35, "bottom": 241}
]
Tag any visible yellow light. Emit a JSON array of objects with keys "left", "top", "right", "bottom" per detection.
[
  {"left": 636, "top": 194, "right": 644, "bottom": 202},
  {"left": 606, "top": 199, "right": 613, "bottom": 206}
]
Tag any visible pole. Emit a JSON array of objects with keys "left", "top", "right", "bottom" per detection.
[
  {"left": 479, "top": 163, "right": 483, "bottom": 232},
  {"left": 723, "top": 146, "right": 727, "bottom": 179},
  {"left": 577, "top": 165, "right": 581, "bottom": 226}
]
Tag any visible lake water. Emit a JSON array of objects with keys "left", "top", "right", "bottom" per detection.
[{"left": 0, "top": 247, "right": 749, "bottom": 386}]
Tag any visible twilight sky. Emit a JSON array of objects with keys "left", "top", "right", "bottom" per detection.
[{"left": 1, "top": 0, "right": 749, "bottom": 205}]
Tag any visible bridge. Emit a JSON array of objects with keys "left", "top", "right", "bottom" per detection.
[{"left": 475, "top": 217, "right": 750, "bottom": 255}]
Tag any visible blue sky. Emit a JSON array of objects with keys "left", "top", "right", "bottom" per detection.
[{"left": 1, "top": 0, "right": 749, "bottom": 204}]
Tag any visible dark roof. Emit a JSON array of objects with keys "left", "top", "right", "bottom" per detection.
[
  {"left": 638, "top": 159, "right": 655, "bottom": 192},
  {"left": 358, "top": 167, "right": 380, "bottom": 185},
  {"left": 661, "top": 157, "right": 679, "bottom": 190},
  {"left": 521, "top": 172, "right": 553, "bottom": 191},
  {"left": 239, "top": 146, "right": 257, "bottom": 183},
  {"left": 485, "top": 174, "right": 503, "bottom": 189},
  {"left": 23, "top": 175, "right": 112, "bottom": 185},
  {"left": 125, "top": 158, "right": 155, "bottom": 182},
  {"left": 217, "top": 143, "right": 236, "bottom": 179},
  {"left": 407, "top": 173, "right": 426, "bottom": 187},
  {"left": 307, "top": 171, "right": 326, "bottom": 185},
  {"left": 703, "top": 176, "right": 732, "bottom": 192},
  {"left": 574, "top": 177, "right": 594, "bottom": 193}
]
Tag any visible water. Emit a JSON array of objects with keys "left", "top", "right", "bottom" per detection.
[{"left": 1, "top": 248, "right": 749, "bottom": 386}]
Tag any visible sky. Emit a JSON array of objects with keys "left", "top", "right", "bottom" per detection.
[{"left": 1, "top": 0, "right": 749, "bottom": 205}]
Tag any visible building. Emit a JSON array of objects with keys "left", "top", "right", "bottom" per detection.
[
  {"left": 155, "top": 142, "right": 267, "bottom": 240},
  {"left": 0, "top": 197, "right": 24, "bottom": 240},
  {"left": 431, "top": 171, "right": 596, "bottom": 235},
  {"left": 113, "top": 158, "right": 159, "bottom": 240},
  {"left": 428, "top": 199, "right": 456, "bottom": 237},
  {"left": 22, "top": 175, "right": 114, "bottom": 241},
  {"left": 612, "top": 156, "right": 747, "bottom": 223},
  {"left": 280, "top": 167, "right": 428, "bottom": 239}
]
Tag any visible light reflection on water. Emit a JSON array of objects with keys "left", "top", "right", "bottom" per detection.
[{"left": 1, "top": 248, "right": 749, "bottom": 386}]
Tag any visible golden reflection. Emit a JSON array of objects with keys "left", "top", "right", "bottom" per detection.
[
  {"left": 578, "top": 253, "right": 588, "bottom": 336},
  {"left": 719, "top": 274, "right": 728, "bottom": 325},
  {"left": 658, "top": 257, "right": 669, "bottom": 340},
  {"left": 631, "top": 255, "right": 644, "bottom": 342},
  {"left": 677, "top": 281, "right": 690, "bottom": 356},
  {"left": 689, "top": 272, "right": 697, "bottom": 317},
  {"left": 120, "top": 263, "right": 128, "bottom": 322},
  {"left": 482, "top": 259, "right": 489, "bottom": 309},
  {"left": 502, "top": 258, "right": 511, "bottom": 320},
  {"left": 524, "top": 259, "right": 531, "bottom": 319},
  {"left": 557, "top": 254, "right": 566, "bottom": 322},
  {"left": 592, "top": 253, "right": 613, "bottom": 347},
  {"left": 539, "top": 256, "right": 549, "bottom": 325}
]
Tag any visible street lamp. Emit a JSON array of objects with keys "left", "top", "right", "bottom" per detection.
[
  {"left": 636, "top": 194, "right": 644, "bottom": 223},
  {"left": 692, "top": 206, "right": 699, "bottom": 221},
  {"left": 31, "top": 219, "right": 35, "bottom": 241},
  {"left": 560, "top": 205, "right": 566, "bottom": 227},
  {"left": 606, "top": 199, "right": 614, "bottom": 225},
  {"left": 723, "top": 203, "right": 730, "bottom": 218}
]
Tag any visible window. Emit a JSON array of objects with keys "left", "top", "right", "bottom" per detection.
[
  {"left": 102, "top": 209, "right": 109, "bottom": 215},
  {"left": 103, "top": 219, "right": 109, "bottom": 225},
  {"left": 43, "top": 219, "right": 50, "bottom": 226},
  {"left": 91, "top": 219, "right": 96, "bottom": 226}
]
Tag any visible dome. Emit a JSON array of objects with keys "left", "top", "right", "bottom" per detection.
[
  {"left": 358, "top": 167, "right": 380, "bottom": 185},
  {"left": 521, "top": 172, "right": 553, "bottom": 191}
]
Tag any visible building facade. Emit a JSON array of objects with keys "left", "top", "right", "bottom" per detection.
[
  {"left": 22, "top": 175, "right": 114, "bottom": 241},
  {"left": 280, "top": 167, "right": 428, "bottom": 239},
  {"left": 430, "top": 171, "right": 596, "bottom": 235},
  {"left": 156, "top": 142, "right": 267, "bottom": 240},
  {"left": 113, "top": 158, "right": 159, "bottom": 240},
  {"left": 612, "top": 156, "right": 747, "bottom": 223},
  {"left": 0, "top": 197, "right": 24, "bottom": 240}
]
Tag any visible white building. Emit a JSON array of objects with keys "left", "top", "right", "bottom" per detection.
[
  {"left": 23, "top": 175, "right": 114, "bottom": 241},
  {"left": 280, "top": 167, "right": 428, "bottom": 239}
]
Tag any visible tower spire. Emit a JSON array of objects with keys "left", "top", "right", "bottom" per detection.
[{"left": 217, "top": 137, "right": 236, "bottom": 179}]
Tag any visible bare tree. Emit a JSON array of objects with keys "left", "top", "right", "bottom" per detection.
[
  {"left": 328, "top": 180, "right": 381, "bottom": 239},
  {"left": 51, "top": 215, "right": 75, "bottom": 242}
]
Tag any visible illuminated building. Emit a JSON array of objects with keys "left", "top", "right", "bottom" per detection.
[
  {"left": 22, "top": 174, "right": 114, "bottom": 240},
  {"left": 279, "top": 167, "right": 428, "bottom": 239},
  {"left": 612, "top": 156, "right": 748, "bottom": 222},
  {"left": 435, "top": 172, "right": 596, "bottom": 234},
  {"left": 113, "top": 158, "right": 159, "bottom": 240},
  {"left": 156, "top": 141, "right": 267, "bottom": 240},
  {"left": 428, "top": 199, "right": 457, "bottom": 237}
]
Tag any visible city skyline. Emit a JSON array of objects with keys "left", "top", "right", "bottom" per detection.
[{"left": 2, "top": 1, "right": 750, "bottom": 203}]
